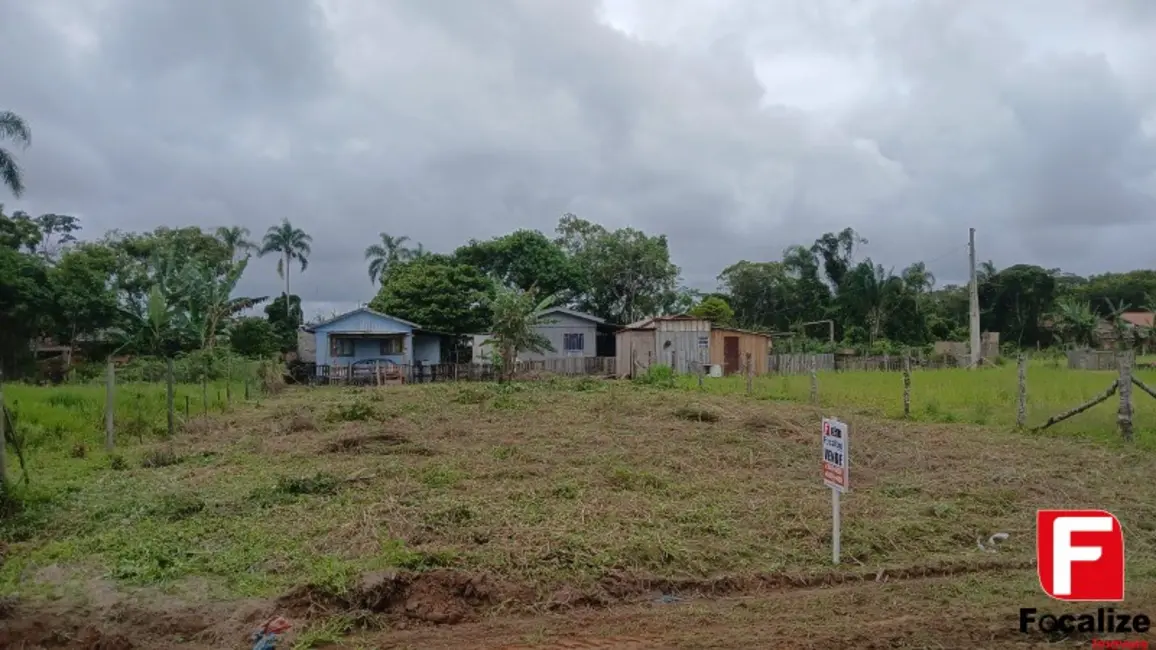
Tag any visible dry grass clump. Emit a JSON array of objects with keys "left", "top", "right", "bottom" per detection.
[
  {"left": 180, "top": 416, "right": 217, "bottom": 436},
  {"left": 140, "top": 447, "right": 181, "bottom": 468},
  {"left": 257, "top": 358, "right": 287, "bottom": 395},
  {"left": 672, "top": 404, "right": 721, "bottom": 422},
  {"left": 285, "top": 408, "right": 318, "bottom": 433}
]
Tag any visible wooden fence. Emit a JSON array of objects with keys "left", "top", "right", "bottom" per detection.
[
  {"left": 311, "top": 357, "right": 617, "bottom": 386},
  {"left": 768, "top": 354, "right": 835, "bottom": 374},
  {"left": 1067, "top": 349, "right": 1124, "bottom": 371},
  {"left": 766, "top": 352, "right": 967, "bottom": 375}
]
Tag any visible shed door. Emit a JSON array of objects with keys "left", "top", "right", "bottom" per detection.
[{"left": 723, "top": 336, "right": 740, "bottom": 375}]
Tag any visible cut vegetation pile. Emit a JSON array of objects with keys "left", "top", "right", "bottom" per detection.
[{"left": 2, "top": 379, "right": 1155, "bottom": 648}]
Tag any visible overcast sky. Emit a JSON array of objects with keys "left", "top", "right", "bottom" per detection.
[{"left": 2, "top": 0, "right": 1155, "bottom": 320}]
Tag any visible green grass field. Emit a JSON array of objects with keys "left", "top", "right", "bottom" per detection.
[
  {"left": 678, "top": 360, "right": 1156, "bottom": 447},
  {"left": 2, "top": 380, "right": 247, "bottom": 459},
  {"left": 2, "top": 375, "right": 1156, "bottom": 648}
]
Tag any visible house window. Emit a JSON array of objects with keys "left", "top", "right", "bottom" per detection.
[
  {"left": 563, "top": 333, "right": 584, "bottom": 354},
  {"left": 331, "top": 338, "right": 354, "bottom": 358},
  {"left": 697, "top": 335, "right": 709, "bottom": 348},
  {"left": 380, "top": 338, "right": 403, "bottom": 355}
]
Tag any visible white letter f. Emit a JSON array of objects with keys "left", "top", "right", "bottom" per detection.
[{"left": 1053, "top": 516, "right": 1113, "bottom": 596}]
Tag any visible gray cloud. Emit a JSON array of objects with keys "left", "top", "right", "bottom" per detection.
[{"left": 1, "top": 0, "right": 1154, "bottom": 321}]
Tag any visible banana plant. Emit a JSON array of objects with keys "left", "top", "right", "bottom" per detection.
[
  {"left": 488, "top": 283, "right": 557, "bottom": 382},
  {"left": 167, "top": 256, "right": 267, "bottom": 349},
  {"left": 113, "top": 283, "right": 190, "bottom": 357}
]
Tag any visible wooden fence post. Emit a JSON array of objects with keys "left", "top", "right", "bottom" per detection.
[
  {"left": 671, "top": 350, "right": 676, "bottom": 373},
  {"left": 105, "top": 359, "right": 115, "bottom": 450},
  {"left": 1118, "top": 352, "right": 1134, "bottom": 442},
  {"left": 1016, "top": 354, "right": 1027, "bottom": 429},
  {"left": 697, "top": 349, "right": 704, "bottom": 389},
  {"left": 245, "top": 379, "right": 251, "bottom": 401},
  {"left": 226, "top": 356, "right": 232, "bottom": 407},
  {"left": 166, "top": 357, "right": 175, "bottom": 438},
  {"left": 902, "top": 353, "right": 911, "bottom": 418},
  {"left": 201, "top": 374, "right": 208, "bottom": 416},
  {"left": 0, "top": 367, "right": 7, "bottom": 486},
  {"left": 745, "top": 352, "right": 753, "bottom": 395},
  {"left": 809, "top": 356, "right": 818, "bottom": 404}
]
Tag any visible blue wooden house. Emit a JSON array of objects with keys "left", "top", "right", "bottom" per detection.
[{"left": 304, "top": 307, "right": 451, "bottom": 378}]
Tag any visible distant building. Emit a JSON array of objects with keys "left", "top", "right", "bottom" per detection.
[
  {"left": 469, "top": 307, "right": 617, "bottom": 363},
  {"left": 614, "top": 315, "right": 772, "bottom": 377},
  {"left": 303, "top": 307, "right": 452, "bottom": 376},
  {"left": 1096, "top": 311, "right": 1154, "bottom": 350}
]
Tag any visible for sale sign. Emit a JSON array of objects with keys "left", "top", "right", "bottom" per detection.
[{"left": 822, "top": 417, "right": 849, "bottom": 492}]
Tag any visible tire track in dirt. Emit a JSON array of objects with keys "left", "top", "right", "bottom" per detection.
[{"left": 0, "top": 558, "right": 1037, "bottom": 649}]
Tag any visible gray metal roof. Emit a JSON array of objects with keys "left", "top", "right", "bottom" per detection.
[
  {"left": 303, "top": 307, "right": 421, "bottom": 332},
  {"left": 537, "top": 307, "right": 608, "bottom": 324}
]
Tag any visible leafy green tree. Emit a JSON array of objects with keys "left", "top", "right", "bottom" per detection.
[
  {"left": 258, "top": 219, "right": 312, "bottom": 318},
  {"left": 718, "top": 261, "right": 791, "bottom": 330},
  {"left": 31, "top": 213, "right": 80, "bottom": 261},
  {"left": 228, "top": 317, "right": 279, "bottom": 358},
  {"left": 1075, "top": 270, "right": 1156, "bottom": 318},
  {"left": 978, "top": 264, "right": 1057, "bottom": 348},
  {"left": 454, "top": 229, "right": 580, "bottom": 299},
  {"left": 365, "top": 232, "right": 413, "bottom": 284},
  {"left": 101, "top": 227, "right": 233, "bottom": 309},
  {"left": 488, "top": 285, "right": 556, "bottom": 381},
  {"left": 0, "top": 245, "right": 52, "bottom": 375},
  {"left": 50, "top": 243, "right": 121, "bottom": 349},
  {"left": 0, "top": 111, "right": 31, "bottom": 197},
  {"left": 0, "top": 208, "right": 41, "bottom": 251},
  {"left": 265, "top": 294, "right": 303, "bottom": 352},
  {"left": 689, "top": 296, "right": 734, "bottom": 324},
  {"left": 370, "top": 255, "right": 493, "bottom": 335},
  {"left": 555, "top": 213, "right": 680, "bottom": 324}
]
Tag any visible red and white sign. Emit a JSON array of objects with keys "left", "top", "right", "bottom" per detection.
[
  {"left": 821, "top": 418, "right": 849, "bottom": 492},
  {"left": 1037, "top": 509, "right": 1125, "bottom": 601}
]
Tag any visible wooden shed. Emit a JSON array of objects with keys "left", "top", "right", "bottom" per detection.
[
  {"left": 615, "top": 317, "right": 770, "bottom": 378},
  {"left": 710, "top": 327, "right": 771, "bottom": 375},
  {"left": 615, "top": 315, "right": 711, "bottom": 377}
]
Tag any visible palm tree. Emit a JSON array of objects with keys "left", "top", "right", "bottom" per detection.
[
  {"left": 901, "top": 261, "right": 936, "bottom": 294},
  {"left": 409, "top": 243, "right": 429, "bottom": 259},
  {"left": 0, "top": 111, "right": 31, "bottom": 197},
  {"left": 258, "top": 219, "right": 312, "bottom": 319},
  {"left": 364, "top": 232, "right": 413, "bottom": 283},
  {"left": 977, "top": 261, "right": 998, "bottom": 284},
  {"left": 215, "top": 226, "right": 255, "bottom": 260}
]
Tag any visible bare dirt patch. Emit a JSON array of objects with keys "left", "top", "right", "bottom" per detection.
[
  {"left": 280, "top": 569, "right": 532, "bottom": 626},
  {"left": 0, "top": 592, "right": 274, "bottom": 650}
]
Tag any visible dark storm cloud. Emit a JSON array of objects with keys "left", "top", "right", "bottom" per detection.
[{"left": 1, "top": 0, "right": 1154, "bottom": 319}]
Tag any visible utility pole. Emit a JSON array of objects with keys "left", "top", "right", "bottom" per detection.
[{"left": 968, "top": 228, "right": 981, "bottom": 369}]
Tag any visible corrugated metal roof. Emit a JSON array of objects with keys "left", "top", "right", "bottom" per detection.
[{"left": 1120, "top": 311, "right": 1155, "bottom": 328}]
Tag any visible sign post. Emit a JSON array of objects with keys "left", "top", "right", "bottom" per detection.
[{"left": 821, "top": 417, "right": 849, "bottom": 564}]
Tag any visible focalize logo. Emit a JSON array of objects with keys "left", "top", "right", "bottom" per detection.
[{"left": 1021, "top": 510, "right": 1150, "bottom": 647}]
